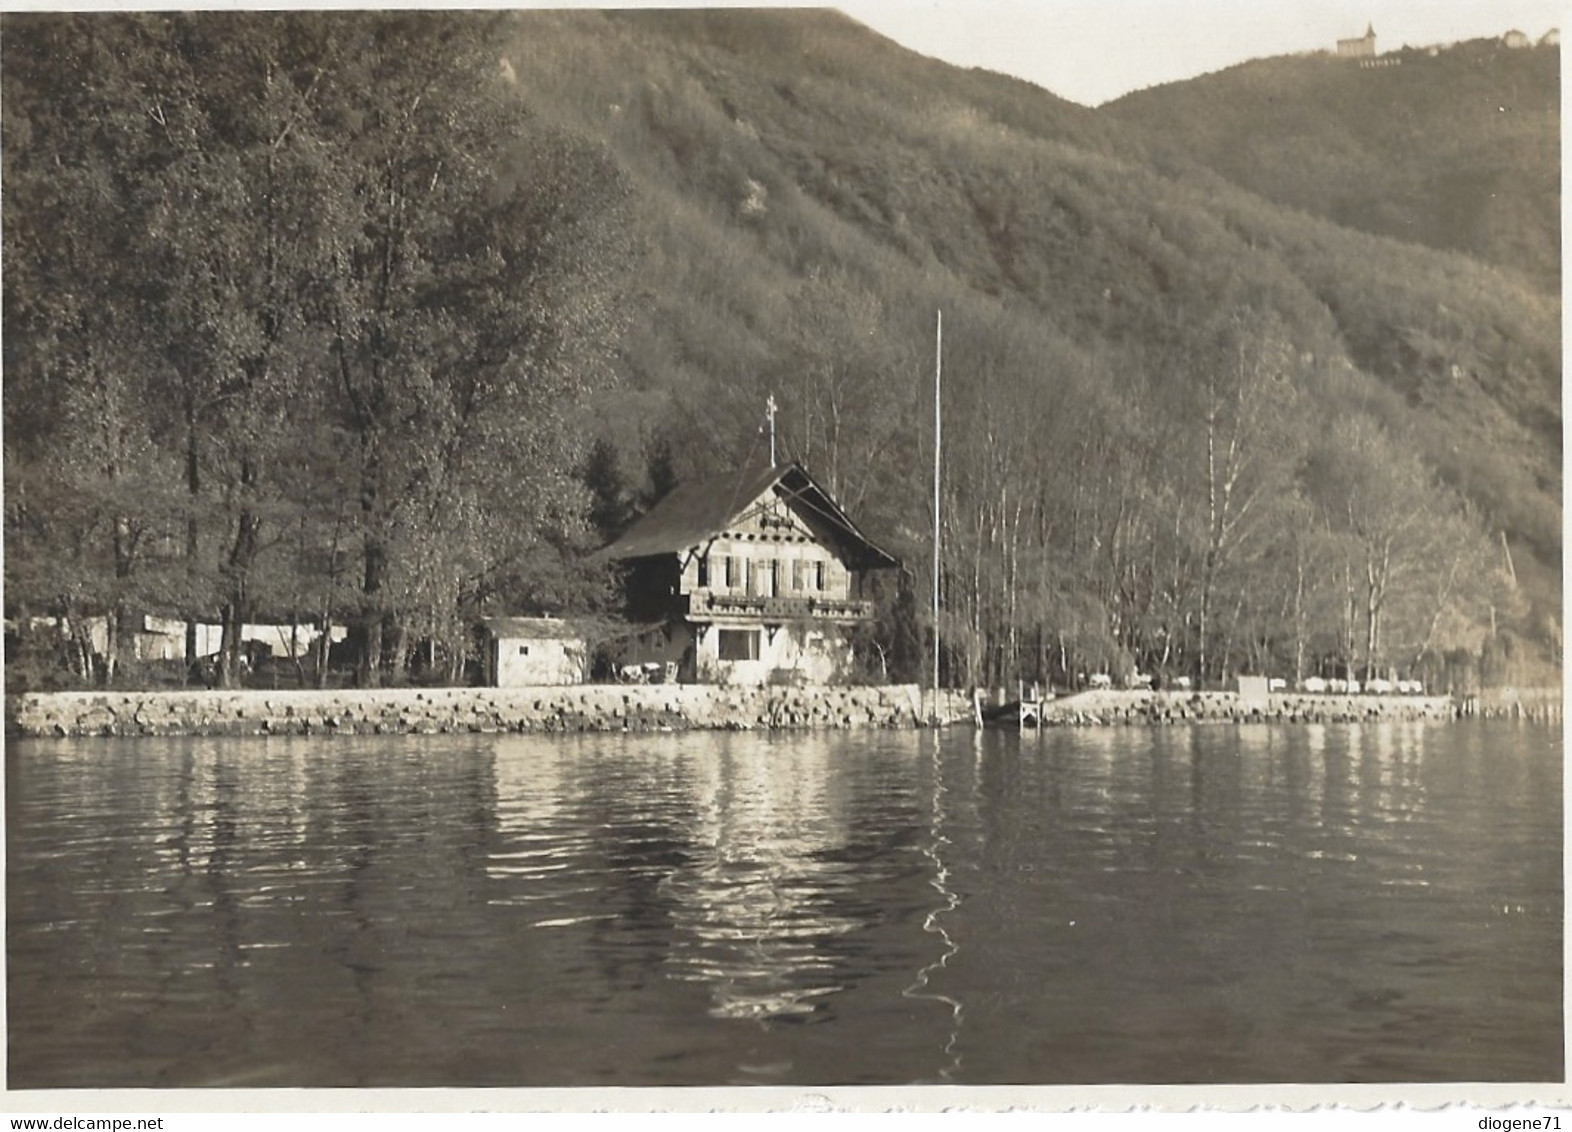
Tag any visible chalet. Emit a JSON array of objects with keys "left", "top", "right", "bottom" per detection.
[
  {"left": 479, "top": 617, "right": 587, "bottom": 687},
  {"left": 597, "top": 462, "right": 899, "bottom": 685}
]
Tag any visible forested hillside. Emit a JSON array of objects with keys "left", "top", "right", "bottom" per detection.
[
  {"left": 1106, "top": 37, "right": 1560, "bottom": 292},
  {"left": 3, "top": 9, "right": 1559, "bottom": 693}
]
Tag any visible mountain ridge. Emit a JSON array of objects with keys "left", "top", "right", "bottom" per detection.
[{"left": 1104, "top": 35, "right": 1559, "bottom": 291}]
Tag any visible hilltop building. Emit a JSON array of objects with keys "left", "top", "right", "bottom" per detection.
[
  {"left": 1502, "top": 29, "right": 1531, "bottom": 48},
  {"left": 1337, "top": 24, "right": 1377, "bottom": 58},
  {"left": 596, "top": 461, "right": 899, "bottom": 685},
  {"left": 1540, "top": 28, "right": 1560, "bottom": 47}
]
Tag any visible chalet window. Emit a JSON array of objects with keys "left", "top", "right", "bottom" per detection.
[
  {"left": 810, "top": 561, "right": 824, "bottom": 591},
  {"left": 717, "top": 628, "right": 760, "bottom": 661},
  {"left": 758, "top": 559, "right": 775, "bottom": 598},
  {"left": 791, "top": 559, "right": 804, "bottom": 591},
  {"left": 697, "top": 555, "right": 710, "bottom": 587},
  {"left": 725, "top": 555, "right": 741, "bottom": 590},
  {"left": 518, "top": 645, "right": 530, "bottom": 656}
]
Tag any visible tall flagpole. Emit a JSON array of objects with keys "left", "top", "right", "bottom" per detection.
[
  {"left": 766, "top": 393, "right": 778, "bottom": 466},
  {"left": 932, "top": 310, "right": 942, "bottom": 725}
]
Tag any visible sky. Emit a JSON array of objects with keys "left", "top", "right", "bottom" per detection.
[{"left": 832, "top": 0, "right": 1567, "bottom": 105}]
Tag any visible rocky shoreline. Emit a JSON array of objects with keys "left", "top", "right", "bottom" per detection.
[
  {"left": 1033, "top": 688, "right": 1457, "bottom": 727},
  {"left": 3, "top": 683, "right": 1479, "bottom": 739},
  {"left": 5, "top": 683, "right": 945, "bottom": 739}
]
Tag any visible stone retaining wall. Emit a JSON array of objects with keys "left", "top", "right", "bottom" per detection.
[
  {"left": 1037, "top": 689, "right": 1457, "bottom": 726},
  {"left": 6, "top": 685, "right": 1466, "bottom": 740},
  {"left": 7, "top": 683, "right": 951, "bottom": 739}
]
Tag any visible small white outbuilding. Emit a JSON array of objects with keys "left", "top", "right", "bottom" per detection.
[{"left": 479, "top": 617, "right": 587, "bottom": 687}]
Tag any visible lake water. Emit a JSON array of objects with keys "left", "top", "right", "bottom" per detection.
[{"left": 6, "top": 720, "right": 1562, "bottom": 1088}]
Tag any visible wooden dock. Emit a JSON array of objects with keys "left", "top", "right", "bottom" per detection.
[{"left": 1458, "top": 687, "right": 1563, "bottom": 724}]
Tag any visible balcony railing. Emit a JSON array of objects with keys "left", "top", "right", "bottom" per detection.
[{"left": 683, "top": 590, "right": 874, "bottom": 621}]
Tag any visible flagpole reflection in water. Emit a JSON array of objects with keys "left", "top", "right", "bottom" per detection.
[{"left": 900, "top": 727, "right": 963, "bottom": 1082}]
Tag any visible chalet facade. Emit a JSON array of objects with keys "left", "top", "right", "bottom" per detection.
[{"left": 598, "top": 462, "right": 899, "bottom": 685}]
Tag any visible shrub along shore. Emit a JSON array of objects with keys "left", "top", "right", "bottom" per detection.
[{"left": 3, "top": 684, "right": 1480, "bottom": 739}]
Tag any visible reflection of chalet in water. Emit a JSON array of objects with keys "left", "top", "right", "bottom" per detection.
[{"left": 598, "top": 462, "right": 899, "bottom": 685}]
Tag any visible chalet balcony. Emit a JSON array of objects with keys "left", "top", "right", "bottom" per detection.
[{"left": 681, "top": 590, "right": 874, "bottom": 622}]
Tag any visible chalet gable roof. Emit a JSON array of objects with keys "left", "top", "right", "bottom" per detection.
[{"left": 595, "top": 462, "right": 899, "bottom": 570}]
